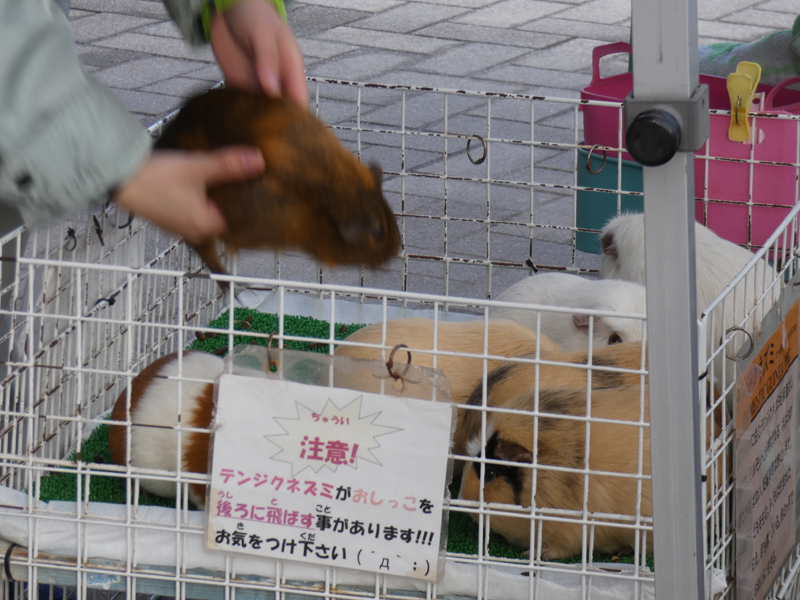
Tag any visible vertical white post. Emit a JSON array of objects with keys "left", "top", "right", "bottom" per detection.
[{"left": 631, "top": 0, "right": 706, "bottom": 597}]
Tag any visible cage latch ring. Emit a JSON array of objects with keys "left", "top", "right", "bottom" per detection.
[
  {"left": 725, "top": 326, "right": 755, "bottom": 361},
  {"left": 586, "top": 144, "right": 607, "bottom": 175},
  {"left": 386, "top": 343, "right": 412, "bottom": 390},
  {"left": 4, "top": 542, "right": 19, "bottom": 583},
  {"left": 467, "top": 135, "right": 487, "bottom": 165}
]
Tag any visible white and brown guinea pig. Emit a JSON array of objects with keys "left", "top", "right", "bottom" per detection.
[
  {"left": 459, "top": 379, "right": 652, "bottom": 560},
  {"left": 489, "top": 273, "right": 647, "bottom": 352},
  {"left": 108, "top": 351, "right": 222, "bottom": 509}
]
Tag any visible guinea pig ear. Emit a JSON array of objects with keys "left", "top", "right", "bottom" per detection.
[
  {"left": 572, "top": 314, "right": 603, "bottom": 334},
  {"left": 369, "top": 164, "right": 383, "bottom": 188},
  {"left": 600, "top": 231, "right": 618, "bottom": 260},
  {"left": 494, "top": 439, "right": 533, "bottom": 464}
]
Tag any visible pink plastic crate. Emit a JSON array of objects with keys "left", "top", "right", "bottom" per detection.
[{"left": 582, "top": 42, "right": 800, "bottom": 248}]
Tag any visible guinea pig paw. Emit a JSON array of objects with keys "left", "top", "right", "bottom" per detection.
[{"left": 524, "top": 543, "right": 556, "bottom": 562}]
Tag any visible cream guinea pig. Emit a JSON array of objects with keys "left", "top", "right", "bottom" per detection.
[
  {"left": 108, "top": 351, "right": 223, "bottom": 508},
  {"left": 333, "top": 317, "right": 560, "bottom": 400},
  {"left": 335, "top": 319, "right": 649, "bottom": 472}
]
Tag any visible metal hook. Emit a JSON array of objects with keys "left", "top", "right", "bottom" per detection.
[
  {"left": 4, "top": 542, "right": 18, "bottom": 583},
  {"left": 92, "top": 297, "right": 116, "bottom": 309},
  {"left": 734, "top": 95, "right": 741, "bottom": 126},
  {"left": 118, "top": 213, "right": 134, "bottom": 229},
  {"left": 725, "top": 326, "right": 754, "bottom": 361},
  {"left": 92, "top": 215, "right": 105, "bottom": 247},
  {"left": 586, "top": 144, "right": 607, "bottom": 175},
  {"left": 386, "top": 343, "right": 411, "bottom": 380},
  {"left": 467, "top": 135, "right": 487, "bottom": 165},
  {"left": 64, "top": 227, "right": 77, "bottom": 252}
]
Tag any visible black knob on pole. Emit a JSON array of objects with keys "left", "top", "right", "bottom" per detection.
[{"left": 625, "top": 109, "right": 682, "bottom": 167}]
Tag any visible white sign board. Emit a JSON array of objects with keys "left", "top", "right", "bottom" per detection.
[
  {"left": 206, "top": 375, "right": 454, "bottom": 581},
  {"left": 736, "top": 299, "right": 799, "bottom": 600}
]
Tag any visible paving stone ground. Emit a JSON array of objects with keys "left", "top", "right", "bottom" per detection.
[{"left": 68, "top": 0, "right": 798, "bottom": 295}]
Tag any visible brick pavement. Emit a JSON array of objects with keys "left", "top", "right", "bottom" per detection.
[
  {"left": 67, "top": 0, "right": 798, "bottom": 294},
  {"left": 69, "top": 0, "right": 796, "bottom": 123}
]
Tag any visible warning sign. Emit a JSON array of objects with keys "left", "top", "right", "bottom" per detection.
[{"left": 206, "top": 375, "right": 453, "bottom": 581}]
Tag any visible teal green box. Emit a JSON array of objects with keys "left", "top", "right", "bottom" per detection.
[{"left": 576, "top": 146, "right": 643, "bottom": 254}]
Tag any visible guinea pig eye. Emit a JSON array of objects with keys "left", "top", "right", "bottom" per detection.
[
  {"left": 370, "top": 217, "right": 385, "bottom": 240},
  {"left": 471, "top": 460, "right": 498, "bottom": 484},
  {"left": 608, "top": 333, "right": 623, "bottom": 345},
  {"left": 338, "top": 218, "right": 369, "bottom": 244}
]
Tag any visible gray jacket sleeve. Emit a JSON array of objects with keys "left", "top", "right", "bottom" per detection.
[{"left": 0, "top": 0, "right": 151, "bottom": 226}]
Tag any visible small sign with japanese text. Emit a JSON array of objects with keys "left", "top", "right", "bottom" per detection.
[
  {"left": 735, "top": 299, "right": 799, "bottom": 600},
  {"left": 206, "top": 375, "right": 453, "bottom": 581}
]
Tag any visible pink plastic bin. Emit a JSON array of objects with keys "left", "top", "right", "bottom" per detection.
[{"left": 582, "top": 42, "right": 800, "bottom": 248}]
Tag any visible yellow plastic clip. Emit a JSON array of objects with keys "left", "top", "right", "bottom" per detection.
[{"left": 727, "top": 61, "right": 762, "bottom": 143}]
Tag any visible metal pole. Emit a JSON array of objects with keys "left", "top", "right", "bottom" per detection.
[{"left": 631, "top": 0, "right": 706, "bottom": 597}]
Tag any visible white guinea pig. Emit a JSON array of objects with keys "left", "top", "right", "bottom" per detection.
[
  {"left": 599, "top": 213, "right": 768, "bottom": 372},
  {"left": 108, "top": 351, "right": 223, "bottom": 508},
  {"left": 489, "top": 273, "right": 647, "bottom": 352}
]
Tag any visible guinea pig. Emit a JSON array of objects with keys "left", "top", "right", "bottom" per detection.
[
  {"left": 488, "top": 273, "right": 647, "bottom": 352},
  {"left": 456, "top": 340, "right": 647, "bottom": 465},
  {"left": 155, "top": 88, "right": 401, "bottom": 288},
  {"left": 108, "top": 351, "right": 222, "bottom": 508},
  {"left": 599, "top": 213, "right": 766, "bottom": 337},
  {"left": 459, "top": 350, "right": 727, "bottom": 558},
  {"left": 333, "top": 318, "right": 562, "bottom": 399},
  {"left": 333, "top": 318, "right": 560, "bottom": 471},
  {"left": 459, "top": 383, "right": 652, "bottom": 559}
]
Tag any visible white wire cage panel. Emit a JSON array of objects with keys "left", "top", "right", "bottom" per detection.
[{"left": 0, "top": 78, "right": 797, "bottom": 600}]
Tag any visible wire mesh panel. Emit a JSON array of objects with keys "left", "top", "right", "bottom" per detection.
[{"left": 0, "top": 79, "right": 798, "bottom": 600}]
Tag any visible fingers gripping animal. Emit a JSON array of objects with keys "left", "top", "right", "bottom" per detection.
[
  {"left": 156, "top": 88, "right": 401, "bottom": 288},
  {"left": 489, "top": 272, "right": 647, "bottom": 352}
]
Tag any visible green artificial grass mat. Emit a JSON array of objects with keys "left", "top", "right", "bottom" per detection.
[
  {"left": 35, "top": 309, "right": 654, "bottom": 569},
  {"left": 188, "top": 307, "right": 365, "bottom": 355}
]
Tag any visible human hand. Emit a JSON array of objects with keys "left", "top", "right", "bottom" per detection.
[
  {"left": 112, "top": 147, "right": 266, "bottom": 244},
  {"left": 210, "top": 0, "right": 308, "bottom": 107}
]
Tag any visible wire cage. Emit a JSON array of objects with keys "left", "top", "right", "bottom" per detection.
[{"left": 0, "top": 77, "right": 799, "bottom": 600}]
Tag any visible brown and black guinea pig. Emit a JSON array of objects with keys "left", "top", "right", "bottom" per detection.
[
  {"left": 456, "top": 342, "right": 647, "bottom": 448},
  {"left": 155, "top": 88, "right": 401, "bottom": 288},
  {"left": 459, "top": 381, "right": 653, "bottom": 560},
  {"left": 458, "top": 345, "right": 728, "bottom": 559},
  {"left": 453, "top": 340, "right": 648, "bottom": 470},
  {"left": 108, "top": 351, "right": 222, "bottom": 508}
]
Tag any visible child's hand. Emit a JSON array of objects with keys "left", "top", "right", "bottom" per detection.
[{"left": 210, "top": 0, "right": 307, "bottom": 107}]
